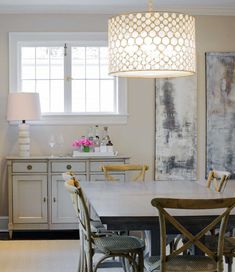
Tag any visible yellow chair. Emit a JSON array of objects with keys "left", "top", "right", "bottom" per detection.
[
  {"left": 206, "top": 170, "right": 231, "bottom": 192},
  {"left": 101, "top": 164, "right": 149, "bottom": 181}
]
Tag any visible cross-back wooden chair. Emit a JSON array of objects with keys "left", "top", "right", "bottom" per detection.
[
  {"left": 145, "top": 197, "right": 235, "bottom": 272},
  {"left": 101, "top": 164, "right": 149, "bottom": 182},
  {"left": 205, "top": 170, "right": 235, "bottom": 272},
  {"left": 206, "top": 170, "right": 231, "bottom": 192},
  {"left": 64, "top": 179, "right": 145, "bottom": 272},
  {"left": 63, "top": 172, "right": 113, "bottom": 272}
]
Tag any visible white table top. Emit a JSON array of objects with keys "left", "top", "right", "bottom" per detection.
[{"left": 80, "top": 180, "right": 235, "bottom": 218}]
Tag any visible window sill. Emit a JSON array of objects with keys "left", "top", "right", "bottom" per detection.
[{"left": 8, "top": 114, "right": 128, "bottom": 126}]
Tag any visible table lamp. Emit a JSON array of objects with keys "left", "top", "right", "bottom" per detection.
[{"left": 7, "top": 92, "right": 41, "bottom": 157}]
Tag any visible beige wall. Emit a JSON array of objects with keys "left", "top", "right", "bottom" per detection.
[{"left": 0, "top": 14, "right": 235, "bottom": 216}]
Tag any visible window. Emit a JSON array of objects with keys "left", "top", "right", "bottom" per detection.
[
  {"left": 71, "top": 46, "right": 116, "bottom": 113},
  {"left": 21, "top": 46, "right": 65, "bottom": 113},
  {"left": 9, "top": 33, "right": 127, "bottom": 124}
]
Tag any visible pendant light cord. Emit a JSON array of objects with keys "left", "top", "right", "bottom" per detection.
[{"left": 148, "top": 0, "right": 153, "bottom": 12}]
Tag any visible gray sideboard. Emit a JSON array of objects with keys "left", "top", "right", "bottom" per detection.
[{"left": 7, "top": 155, "right": 130, "bottom": 238}]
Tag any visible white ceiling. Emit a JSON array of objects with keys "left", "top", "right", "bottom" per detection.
[{"left": 0, "top": 0, "right": 234, "bottom": 15}]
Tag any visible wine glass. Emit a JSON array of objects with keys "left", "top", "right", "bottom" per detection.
[{"left": 48, "top": 135, "right": 56, "bottom": 157}]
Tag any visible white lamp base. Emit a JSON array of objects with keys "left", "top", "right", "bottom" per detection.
[{"left": 18, "top": 123, "right": 30, "bottom": 157}]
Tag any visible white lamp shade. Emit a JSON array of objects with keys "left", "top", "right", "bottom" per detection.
[
  {"left": 7, "top": 92, "right": 41, "bottom": 121},
  {"left": 108, "top": 12, "right": 196, "bottom": 78}
]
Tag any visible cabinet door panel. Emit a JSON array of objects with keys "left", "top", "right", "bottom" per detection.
[
  {"left": 51, "top": 175, "right": 85, "bottom": 224},
  {"left": 13, "top": 175, "right": 47, "bottom": 223}
]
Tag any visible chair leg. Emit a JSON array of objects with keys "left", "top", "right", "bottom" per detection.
[
  {"left": 85, "top": 252, "right": 93, "bottom": 272},
  {"left": 121, "top": 257, "right": 129, "bottom": 272},
  {"left": 77, "top": 251, "right": 81, "bottom": 272},
  {"left": 225, "top": 256, "right": 233, "bottom": 272},
  {"left": 79, "top": 232, "right": 85, "bottom": 272},
  {"left": 128, "top": 255, "right": 138, "bottom": 272},
  {"left": 83, "top": 253, "right": 88, "bottom": 272},
  {"left": 130, "top": 251, "right": 144, "bottom": 272},
  {"left": 143, "top": 230, "right": 151, "bottom": 257},
  {"left": 138, "top": 250, "right": 144, "bottom": 272}
]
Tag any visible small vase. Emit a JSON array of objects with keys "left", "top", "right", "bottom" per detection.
[{"left": 83, "top": 146, "right": 90, "bottom": 152}]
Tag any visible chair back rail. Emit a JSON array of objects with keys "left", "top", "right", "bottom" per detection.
[{"left": 101, "top": 164, "right": 149, "bottom": 181}]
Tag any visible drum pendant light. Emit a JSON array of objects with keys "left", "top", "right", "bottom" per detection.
[{"left": 108, "top": 0, "right": 196, "bottom": 78}]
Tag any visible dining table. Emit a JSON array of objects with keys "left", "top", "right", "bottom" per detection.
[{"left": 80, "top": 180, "right": 235, "bottom": 255}]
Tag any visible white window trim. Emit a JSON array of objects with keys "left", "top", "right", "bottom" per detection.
[{"left": 9, "top": 32, "right": 128, "bottom": 125}]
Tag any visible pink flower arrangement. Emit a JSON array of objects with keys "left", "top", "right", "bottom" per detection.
[{"left": 72, "top": 138, "right": 93, "bottom": 148}]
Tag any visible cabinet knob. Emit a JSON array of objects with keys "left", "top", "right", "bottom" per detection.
[
  {"left": 53, "top": 197, "right": 56, "bottom": 203},
  {"left": 27, "top": 165, "right": 32, "bottom": 170},
  {"left": 66, "top": 165, "right": 72, "bottom": 170},
  {"left": 43, "top": 197, "right": 46, "bottom": 202}
]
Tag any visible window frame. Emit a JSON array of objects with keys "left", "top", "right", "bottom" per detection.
[{"left": 9, "top": 32, "right": 128, "bottom": 125}]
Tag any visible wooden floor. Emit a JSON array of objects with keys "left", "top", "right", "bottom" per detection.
[
  {"left": 0, "top": 239, "right": 232, "bottom": 271},
  {"left": 0, "top": 240, "right": 122, "bottom": 272}
]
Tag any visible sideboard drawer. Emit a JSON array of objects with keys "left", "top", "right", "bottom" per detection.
[
  {"left": 51, "top": 161, "right": 86, "bottom": 173},
  {"left": 90, "top": 160, "right": 125, "bottom": 172},
  {"left": 12, "top": 162, "right": 47, "bottom": 173}
]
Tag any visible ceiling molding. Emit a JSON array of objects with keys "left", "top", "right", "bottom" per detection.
[{"left": 0, "top": 5, "right": 234, "bottom": 16}]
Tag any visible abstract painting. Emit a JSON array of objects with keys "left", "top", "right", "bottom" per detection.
[
  {"left": 155, "top": 76, "right": 197, "bottom": 180},
  {"left": 206, "top": 52, "right": 235, "bottom": 178}
]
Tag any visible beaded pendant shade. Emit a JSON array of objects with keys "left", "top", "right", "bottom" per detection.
[{"left": 108, "top": 1, "right": 196, "bottom": 78}]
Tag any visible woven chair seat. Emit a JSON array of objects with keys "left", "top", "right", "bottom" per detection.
[
  {"left": 145, "top": 255, "right": 217, "bottom": 272},
  {"left": 94, "top": 235, "right": 145, "bottom": 254}
]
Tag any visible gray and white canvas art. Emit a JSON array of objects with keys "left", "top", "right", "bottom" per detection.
[
  {"left": 206, "top": 52, "right": 235, "bottom": 178},
  {"left": 155, "top": 76, "right": 197, "bottom": 180}
]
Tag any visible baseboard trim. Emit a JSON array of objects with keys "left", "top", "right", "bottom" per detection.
[{"left": 0, "top": 216, "right": 8, "bottom": 232}]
